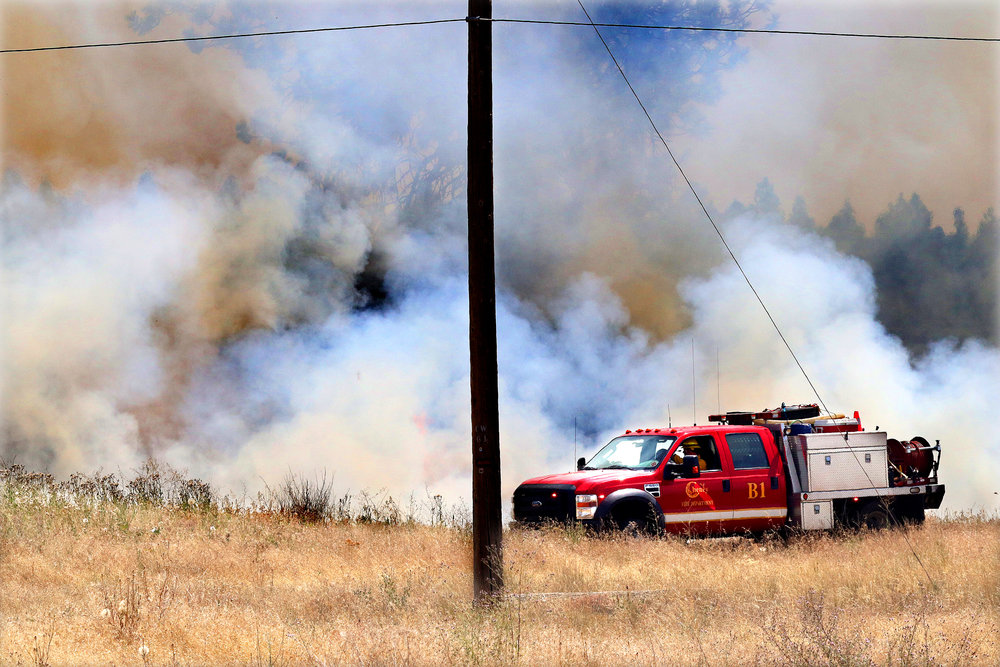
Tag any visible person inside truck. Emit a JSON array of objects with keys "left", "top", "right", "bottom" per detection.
[{"left": 673, "top": 436, "right": 723, "bottom": 471}]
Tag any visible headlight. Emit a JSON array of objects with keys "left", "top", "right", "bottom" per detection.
[{"left": 576, "top": 494, "right": 598, "bottom": 520}]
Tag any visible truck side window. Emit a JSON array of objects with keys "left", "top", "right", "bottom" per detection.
[
  {"left": 673, "top": 436, "right": 723, "bottom": 471},
  {"left": 726, "top": 433, "right": 770, "bottom": 469}
]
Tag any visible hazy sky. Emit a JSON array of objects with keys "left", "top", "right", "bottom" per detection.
[
  {"left": 3, "top": 0, "right": 996, "bottom": 227},
  {"left": 675, "top": 0, "right": 998, "bottom": 227}
]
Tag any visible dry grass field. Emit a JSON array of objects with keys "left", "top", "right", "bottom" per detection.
[{"left": 0, "top": 464, "right": 997, "bottom": 666}]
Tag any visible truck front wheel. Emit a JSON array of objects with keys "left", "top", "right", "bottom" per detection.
[{"left": 607, "top": 502, "right": 659, "bottom": 537}]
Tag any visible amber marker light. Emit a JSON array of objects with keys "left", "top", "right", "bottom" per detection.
[{"left": 575, "top": 494, "right": 598, "bottom": 520}]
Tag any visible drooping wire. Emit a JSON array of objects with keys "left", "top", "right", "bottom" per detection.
[
  {"left": 0, "top": 18, "right": 466, "bottom": 54},
  {"left": 571, "top": 0, "right": 835, "bottom": 422},
  {"left": 6, "top": 15, "right": 998, "bottom": 55},
  {"left": 574, "top": 0, "right": 936, "bottom": 588},
  {"left": 486, "top": 17, "right": 1000, "bottom": 43}
]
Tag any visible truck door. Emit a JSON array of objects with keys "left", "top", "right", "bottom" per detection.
[
  {"left": 657, "top": 435, "right": 733, "bottom": 535},
  {"left": 724, "top": 431, "right": 787, "bottom": 532}
]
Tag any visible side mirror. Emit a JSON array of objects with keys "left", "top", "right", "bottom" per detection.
[
  {"left": 577, "top": 457, "right": 586, "bottom": 470},
  {"left": 681, "top": 454, "right": 701, "bottom": 478}
]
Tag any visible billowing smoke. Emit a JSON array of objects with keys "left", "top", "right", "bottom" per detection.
[
  {"left": 1, "top": 3, "right": 278, "bottom": 188},
  {"left": 675, "top": 0, "right": 998, "bottom": 227},
  {"left": 1, "top": 1, "right": 997, "bottom": 512},
  {"left": 681, "top": 218, "right": 1000, "bottom": 511}
]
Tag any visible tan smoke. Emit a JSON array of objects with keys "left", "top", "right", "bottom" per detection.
[
  {"left": 678, "top": 0, "right": 999, "bottom": 227},
  {"left": 1, "top": 2, "right": 276, "bottom": 189},
  {"left": 0, "top": 2, "right": 348, "bottom": 460}
]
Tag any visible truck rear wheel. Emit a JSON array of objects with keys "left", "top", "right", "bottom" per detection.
[{"left": 858, "top": 500, "right": 894, "bottom": 530}]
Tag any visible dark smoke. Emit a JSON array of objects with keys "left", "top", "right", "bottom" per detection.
[
  {"left": 849, "top": 200, "right": 995, "bottom": 355},
  {"left": 731, "top": 179, "right": 998, "bottom": 354}
]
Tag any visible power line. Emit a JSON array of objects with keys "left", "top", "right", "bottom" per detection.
[
  {"left": 574, "top": 0, "right": 936, "bottom": 588},
  {"left": 5, "top": 14, "right": 997, "bottom": 55},
  {"left": 572, "top": 0, "right": 834, "bottom": 423},
  {"left": 485, "top": 17, "right": 1000, "bottom": 43},
  {"left": 0, "top": 18, "right": 466, "bottom": 54}
]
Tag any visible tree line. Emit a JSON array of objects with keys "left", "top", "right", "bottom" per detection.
[{"left": 727, "top": 179, "right": 997, "bottom": 355}]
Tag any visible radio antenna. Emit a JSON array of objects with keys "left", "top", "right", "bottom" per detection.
[
  {"left": 667, "top": 404, "right": 672, "bottom": 428},
  {"left": 573, "top": 416, "right": 578, "bottom": 468},
  {"left": 691, "top": 338, "right": 697, "bottom": 425},
  {"left": 716, "top": 346, "right": 721, "bottom": 415}
]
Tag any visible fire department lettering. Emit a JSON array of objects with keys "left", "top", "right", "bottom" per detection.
[
  {"left": 683, "top": 481, "right": 716, "bottom": 509},
  {"left": 685, "top": 481, "right": 706, "bottom": 499},
  {"left": 748, "top": 482, "right": 766, "bottom": 499}
]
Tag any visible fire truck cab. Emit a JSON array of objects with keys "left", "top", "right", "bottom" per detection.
[
  {"left": 514, "top": 424, "right": 787, "bottom": 534},
  {"left": 512, "top": 405, "right": 944, "bottom": 535}
]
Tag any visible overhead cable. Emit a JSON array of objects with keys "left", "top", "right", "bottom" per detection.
[
  {"left": 5, "top": 14, "right": 998, "bottom": 55},
  {"left": 484, "top": 17, "right": 1000, "bottom": 43},
  {"left": 0, "top": 18, "right": 465, "bottom": 54}
]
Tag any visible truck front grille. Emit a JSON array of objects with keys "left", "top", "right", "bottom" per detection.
[{"left": 512, "top": 484, "right": 576, "bottom": 524}]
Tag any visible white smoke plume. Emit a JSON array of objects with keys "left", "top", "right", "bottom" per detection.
[
  {"left": 4, "top": 168, "right": 997, "bottom": 511},
  {"left": 1, "top": 1, "right": 997, "bottom": 514},
  {"left": 682, "top": 218, "right": 1000, "bottom": 511}
]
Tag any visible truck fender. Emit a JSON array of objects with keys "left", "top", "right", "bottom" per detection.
[{"left": 593, "top": 488, "right": 663, "bottom": 531}]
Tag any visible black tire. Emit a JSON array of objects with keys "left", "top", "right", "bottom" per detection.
[
  {"left": 610, "top": 503, "right": 660, "bottom": 537},
  {"left": 858, "top": 500, "right": 894, "bottom": 530},
  {"left": 618, "top": 517, "right": 648, "bottom": 536}
]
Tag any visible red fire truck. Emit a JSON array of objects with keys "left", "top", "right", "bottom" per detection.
[{"left": 512, "top": 404, "right": 944, "bottom": 534}]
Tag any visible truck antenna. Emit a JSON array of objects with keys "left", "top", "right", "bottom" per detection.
[
  {"left": 691, "top": 338, "right": 697, "bottom": 425},
  {"left": 573, "top": 416, "right": 578, "bottom": 469},
  {"left": 667, "top": 404, "right": 672, "bottom": 428},
  {"left": 716, "top": 346, "right": 721, "bottom": 415}
]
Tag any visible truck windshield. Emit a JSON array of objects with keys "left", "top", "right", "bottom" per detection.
[{"left": 585, "top": 435, "right": 677, "bottom": 470}]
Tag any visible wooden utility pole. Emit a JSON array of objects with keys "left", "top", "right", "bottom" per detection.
[{"left": 467, "top": 0, "right": 503, "bottom": 602}]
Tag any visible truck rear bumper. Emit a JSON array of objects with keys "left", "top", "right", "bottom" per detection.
[{"left": 923, "top": 484, "right": 945, "bottom": 509}]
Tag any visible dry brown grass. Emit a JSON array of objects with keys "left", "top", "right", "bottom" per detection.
[{"left": 0, "top": 468, "right": 997, "bottom": 666}]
